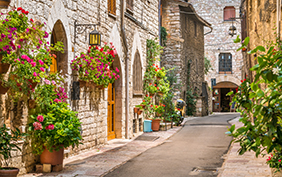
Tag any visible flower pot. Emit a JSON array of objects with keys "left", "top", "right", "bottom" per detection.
[
  {"left": 0, "top": 0, "right": 11, "bottom": 8},
  {"left": 134, "top": 107, "right": 140, "bottom": 113},
  {"left": 140, "top": 104, "right": 146, "bottom": 109},
  {"left": 0, "top": 63, "right": 10, "bottom": 74},
  {"left": 0, "top": 80, "right": 9, "bottom": 94},
  {"left": 40, "top": 146, "right": 64, "bottom": 166},
  {"left": 137, "top": 110, "right": 143, "bottom": 115},
  {"left": 0, "top": 167, "right": 19, "bottom": 177},
  {"left": 149, "top": 93, "right": 155, "bottom": 97},
  {"left": 30, "top": 82, "right": 37, "bottom": 89},
  {"left": 271, "top": 168, "right": 282, "bottom": 177},
  {"left": 151, "top": 119, "right": 161, "bottom": 131},
  {"left": 156, "top": 76, "right": 161, "bottom": 80},
  {"left": 28, "top": 99, "right": 36, "bottom": 109}
]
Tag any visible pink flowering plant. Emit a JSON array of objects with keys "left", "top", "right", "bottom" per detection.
[
  {"left": 266, "top": 151, "right": 282, "bottom": 172},
  {"left": 0, "top": 8, "right": 64, "bottom": 98},
  {"left": 71, "top": 43, "right": 120, "bottom": 88},
  {"left": 28, "top": 73, "right": 82, "bottom": 155}
]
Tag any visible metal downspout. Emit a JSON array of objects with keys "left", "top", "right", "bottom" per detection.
[
  {"left": 277, "top": 0, "right": 281, "bottom": 39},
  {"left": 120, "top": 0, "right": 129, "bottom": 139}
]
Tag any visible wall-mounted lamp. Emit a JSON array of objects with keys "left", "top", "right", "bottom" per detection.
[
  {"left": 229, "top": 25, "right": 237, "bottom": 37},
  {"left": 74, "top": 20, "right": 101, "bottom": 46}
]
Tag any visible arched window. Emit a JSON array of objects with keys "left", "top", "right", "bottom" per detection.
[
  {"left": 224, "top": 6, "right": 235, "bottom": 21},
  {"left": 133, "top": 51, "right": 142, "bottom": 94},
  {"left": 219, "top": 53, "right": 232, "bottom": 74}
]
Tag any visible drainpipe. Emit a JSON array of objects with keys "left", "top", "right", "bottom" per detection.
[
  {"left": 277, "top": 0, "right": 281, "bottom": 39},
  {"left": 120, "top": 0, "right": 130, "bottom": 139}
]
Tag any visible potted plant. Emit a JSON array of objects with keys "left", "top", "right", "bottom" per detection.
[
  {"left": 137, "top": 109, "right": 143, "bottom": 115},
  {"left": 150, "top": 117, "right": 162, "bottom": 131},
  {"left": 154, "top": 104, "right": 165, "bottom": 117},
  {"left": 134, "top": 106, "right": 140, "bottom": 113},
  {"left": 156, "top": 80, "right": 169, "bottom": 96},
  {"left": 266, "top": 151, "right": 282, "bottom": 176},
  {"left": 146, "top": 83, "right": 157, "bottom": 96},
  {"left": 0, "top": 124, "right": 27, "bottom": 177},
  {"left": 156, "top": 67, "right": 166, "bottom": 80},
  {"left": 28, "top": 74, "right": 82, "bottom": 167},
  {"left": 71, "top": 43, "right": 119, "bottom": 89}
]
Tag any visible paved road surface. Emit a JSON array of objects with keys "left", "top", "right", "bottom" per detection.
[{"left": 104, "top": 113, "right": 239, "bottom": 177}]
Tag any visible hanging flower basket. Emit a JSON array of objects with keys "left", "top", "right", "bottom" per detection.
[
  {"left": 149, "top": 93, "right": 155, "bottom": 97},
  {"left": 0, "top": 0, "right": 11, "bottom": 8},
  {"left": 137, "top": 110, "right": 143, "bottom": 115},
  {"left": 140, "top": 104, "right": 146, "bottom": 109},
  {"left": 0, "top": 80, "right": 10, "bottom": 94},
  {"left": 156, "top": 76, "right": 161, "bottom": 80},
  {"left": 0, "top": 54, "right": 10, "bottom": 74},
  {"left": 134, "top": 107, "right": 140, "bottom": 113},
  {"left": 157, "top": 91, "right": 164, "bottom": 96},
  {"left": 28, "top": 99, "right": 36, "bottom": 109}
]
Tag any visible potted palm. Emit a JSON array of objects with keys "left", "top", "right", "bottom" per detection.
[{"left": 0, "top": 124, "right": 27, "bottom": 177}]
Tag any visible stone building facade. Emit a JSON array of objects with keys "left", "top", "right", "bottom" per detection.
[
  {"left": 0, "top": 0, "right": 159, "bottom": 174},
  {"left": 190, "top": 0, "right": 243, "bottom": 112},
  {"left": 240, "top": 0, "right": 277, "bottom": 83},
  {"left": 161, "top": 0, "right": 211, "bottom": 116}
]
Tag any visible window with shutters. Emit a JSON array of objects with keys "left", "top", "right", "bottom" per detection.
[
  {"left": 219, "top": 53, "right": 232, "bottom": 74},
  {"left": 133, "top": 51, "right": 142, "bottom": 94},
  {"left": 224, "top": 6, "right": 235, "bottom": 21},
  {"left": 126, "top": 0, "right": 133, "bottom": 11},
  {"left": 108, "top": 0, "right": 116, "bottom": 16}
]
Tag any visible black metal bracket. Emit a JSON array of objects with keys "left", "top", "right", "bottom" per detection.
[{"left": 74, "top": 20, "right": 100, "bottom": 45}]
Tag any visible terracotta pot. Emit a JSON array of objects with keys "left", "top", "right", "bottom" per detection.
[
  {"left": 0, "top": 80, "right": 9, "bottom": 94},
  {"left": 151, "top": 119, "right": 161, "bottom": 131},
  {"left": 140, "top": 104, "right": 146, "bottom": 109},
  {"left": 28, "top": 99, "right": 36, "bottom": 109},
  {"left": 149, "top": 93, "right": 155, "bottom": 97},
  {"left": 134, "top": 107, "right": 140, "bottom": 113},
  {"left": 30, "top": 82, "right": 37, "bottom": 89},
  {"left": 40, "top": 146, "right": 64, "bottom": 166},
  {"left": 137, "top": 110, "right": 143, "bottom": 115},
  {"left": 271, "top": 168, "right": 282, "bottom": 177},
  {"left": 0, "top": 0, "right": 10, "bottom": 8},
  {"left": 0, "top": 63, "right": 10, "bottom": 74},
  {"left": 156, "top": 76, "right": 161, "bottom": 80},
  {"left": 0, "top": 167, "right": 19, "bottom": 177}
]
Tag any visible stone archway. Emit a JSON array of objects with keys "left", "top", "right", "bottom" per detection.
[
  {"left": 51, "top": 20, "right": 68, "bottom": 75},
  {"left": 112, "top": 55, "right": 123, "bottom": 139}
]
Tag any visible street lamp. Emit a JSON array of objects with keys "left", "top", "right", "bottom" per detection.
[
  {"left": 74, "top": 20, "right": 101, "bottom": 46},
  {"left": 229, "top": 25, "right": 237, "bottom": 37},
  {"left": 89, "top": 28, "right": 101, "bottom": 46}
]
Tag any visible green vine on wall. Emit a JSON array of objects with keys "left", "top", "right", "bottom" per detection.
[
  {"left": 161, "top": 27, "right": 167, "bottom": 47},
  {"left": 185, "top": 60, "right": 197, "bottom": 116}
]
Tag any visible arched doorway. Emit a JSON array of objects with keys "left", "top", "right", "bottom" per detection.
[
  {"left": 107, "top": 55, "right": 123, "bottom": 140},
  {"left": 213, "top": 81, "right": 238, "bottom": 112},
  {"left": 50, "top": 20, "right": 68, "bottom": 75}
]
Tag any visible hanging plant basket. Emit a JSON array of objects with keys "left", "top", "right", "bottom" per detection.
[
  {"left": 0, "top": 0, "right": 11, "bottom": 8},
  {"left": 140, "top": 104, "right": 146, "bottom": 109},
  {"left": 137, "top": 110, "right": 143, "bottom": 115},
  {"left": 0, "top": 54, "right": 10, "bottom": 74},
  {"left": 0, "top": 80, "right": 10, "bottom": 94},
  {"left": 134, "top": 107, "right": 140, "bottom": 113},
  {"left": 30, "top": 82, "right": 38, "bottom": 89},
  {"left": 149, "top": 93, "right": 155, "bottom": 97},
  {"left": 156, "top": 76, "right": 161, "bottom": 80}
]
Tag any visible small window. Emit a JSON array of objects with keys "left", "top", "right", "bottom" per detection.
[
  {"left": 224, "top": 6, "right": 235, "bottom": 21},
  {"left": 194, "top": 21, "right": 197, "bottom": 37},
  {"left": 219, "top": 53, "right": 232, "bottom": 73},
  {"left": 133, "top": 51, "right": 142, "bottom": 94},
  {"left": 108, "top": 0, "right": 116, "bottom": 15},
  {"left": 126, "top": 0, "right": 133, "bottom": 11}
]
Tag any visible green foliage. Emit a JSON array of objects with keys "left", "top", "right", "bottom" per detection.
[
  {"left": 266, "top": 151, "right": 282, "bottom": 172},
  {"left": 160, "top": 27, "right": 167, "bottom": 46},
  {"left": 228, "top": 35, "right": 282, "bottom": 171},
  {"left": 185, "top": 61, "right": 197, "bottom": 116},
  {"left": 0, "top": 124, "right": 27, "bottom": 167},
  {"left": 204, "top": 57, "right": 213, "bottom": 75}
]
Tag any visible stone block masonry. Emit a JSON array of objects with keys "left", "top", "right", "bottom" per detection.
[{"left": 0, "top": 0, "right": 159, "bottom": 174}]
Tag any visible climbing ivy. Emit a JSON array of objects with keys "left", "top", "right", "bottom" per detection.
[{"left": 185, "top": 60, "right": 197, "bottom": 116}]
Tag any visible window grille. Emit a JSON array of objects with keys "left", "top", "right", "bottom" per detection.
[
  {"left": 219, "top": 53, "right": 232, "bottom": 73},
  {"left": 108, "top": 0, "right": 116, "bottom": 15}
]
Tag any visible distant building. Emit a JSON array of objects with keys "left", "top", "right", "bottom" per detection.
[
  {"left": 190, "top": 0, "right": 243, "bottom": 112},
  {"left": 160, "top": 0, "right": 212, "bottom": 116}
]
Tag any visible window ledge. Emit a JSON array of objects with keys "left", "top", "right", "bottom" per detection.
[
  {"left": 126, "top": 8, "right": 134, "bottom": 15},
  {"left": 218, "top": 71, "right": 232, "bottom": 74},
  {"left": 108, "top": 13, "right": 117, "bottom": 19},
  {"left": 133, "top": 92, "right": 143, "bottom": 96}
]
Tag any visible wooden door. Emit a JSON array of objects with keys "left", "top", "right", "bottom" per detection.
[{"left": 107, "top": 83, "right": 116, "bottom": 140}]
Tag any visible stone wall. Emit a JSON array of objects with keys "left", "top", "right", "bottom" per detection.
[
  {"left": 0, "top": 0, "right": 159, "bottom": 174},
  {"left": 190, "top": 0, "right": 243, "bottom": 87},
  {"left": 161, "top": 0, "right": 208, "bottom": 116}
]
